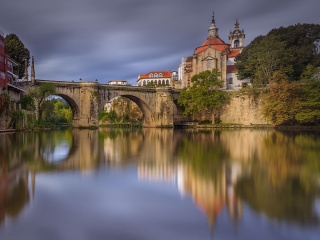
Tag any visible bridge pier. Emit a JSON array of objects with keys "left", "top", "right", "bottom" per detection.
[
  {"left": 153, "top": 87, "right": 174, "bottom": 127},
  {"left": 74, "top": 82, "right": 99, "bottom": 128}
]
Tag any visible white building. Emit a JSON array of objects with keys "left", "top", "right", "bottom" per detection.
[
  {"left": 137, "top": 71, "right": 172, "bottom": 87},
  {"left": 108, "top": 80, "right": 130, "bottom": 86}
]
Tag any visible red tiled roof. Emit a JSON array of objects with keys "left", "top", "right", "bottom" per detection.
[
  {"left": 195, "top": 37, "right": 230, "bottom": 54},
  {"left": 228, "top": 49, "right": 240, "bottom": 58},
  {"left": 227, "top": 65, "right": 238, "bottom": 73},
  {"left": 138, "top": 71, "right": 172, "bottom": 80}
]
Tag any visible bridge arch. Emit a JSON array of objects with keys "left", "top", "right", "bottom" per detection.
[
  {"left": 120, "top": 95, "right": 155, "bottom": 126},
  {"left": 100, "top": 94, "right": 155, "bottom": 127},
  {"left": 54, "top": 93, "right": 80, "bottom": 120}
]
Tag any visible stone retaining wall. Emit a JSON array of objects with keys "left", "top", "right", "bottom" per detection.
[{"left": 220, "top": 95, "right": 269, "bottom": 125}]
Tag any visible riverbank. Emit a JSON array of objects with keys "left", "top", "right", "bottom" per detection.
[
  {"left": 1, "top": 123, "right": 319, "bottom": 131},
  {"left": 175, "top": 122, "right": 320, "bottom": 130},
  {"left": 0, "top": 129, "right": 15, "bottom": 133}
]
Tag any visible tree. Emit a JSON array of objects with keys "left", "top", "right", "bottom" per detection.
[
  {"left": 4, "top": 34, "right": 30, "bottom": 78},
  {"left": 178, "top": 69, "right": 230, "bottom": 123},
  {"left": 236, "top": 35, "right": 293, "bottom": 86},
  {"left": 236, "top": 23, "right": 320, "bottom": 84},
  {"left": 29, "top": 83, "right": 56, "bottom": 123},
  {"left": 17, "top": 95, "right": 35, "bottom": 111},
  {"left": 295, "top": 65, "right": 320, "bottom": 124},
  {"left": 41, "top": 98, "right": 72, "bottom": 125},
  {"left": 268, "top": 24, "right": 320, "bottom": 79},
  {"left": 262, "top": 71, "right": 301, "bottom": 125}
]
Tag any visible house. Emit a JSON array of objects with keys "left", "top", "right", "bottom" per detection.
[{"left": 137, "top": 70, "right": 173, "bottom": 87}]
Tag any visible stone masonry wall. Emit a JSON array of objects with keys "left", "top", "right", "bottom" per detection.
[{"left": 220, "top": 94, "right": 269, "bottom": 125}]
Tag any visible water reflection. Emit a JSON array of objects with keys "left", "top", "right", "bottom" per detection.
[{"left": 0, "top": 129, "right": 320, "bottom": 238}]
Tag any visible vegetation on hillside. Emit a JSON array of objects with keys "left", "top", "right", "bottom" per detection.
[
  {"left": 235, "top": 23, "right": 320, "bottom": 126},
  {"left": 236, "top": 23, "right": 320, "bottom": 83}
]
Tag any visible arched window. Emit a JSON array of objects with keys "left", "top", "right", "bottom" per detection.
[
  {"left": 158, "top": 80, "right": 161, "bottom": 85},
  {"left": 234, "top": 40, "right": 240, "bottom": 48},
  {"left": 166, "top": 80, "right": 169, "bottom": 85},
  {"left": 143, "top": 80, "right": 146, "bottom": 86},
  {"left": 149, "top": 73, "right": 153, "bottom": 77},
  {"left": 207, "top": 59, "right": 212, "bottom": 69},
  {"left": 154, "top": 73, "right": 158, "bottom": 77},
  {"left": 162, "top": 80, "right": 165, "bottom": 85},
  {"left": 159, "top": 73, "right": 163, "bottom": 77}
]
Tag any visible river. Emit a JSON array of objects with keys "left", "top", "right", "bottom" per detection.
[{"left": 0, "top": 128, "right": 319, "bottom": 240}]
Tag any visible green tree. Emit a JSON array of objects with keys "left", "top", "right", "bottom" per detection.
[
  {"left": 262, "top": 71, "right": 301, "bottom": 125},
  {"left": 236, "top": 23, "right": 320, "bottom": 84},
  {"left": 41, "top": 98, "right": 72, "bottom": 125},
  {"left": 17, "top": 95, "right": 35, "bottom": 111},
  {"left": 178, "top": 69, "right": 230, "bottom": 123},
  {"left": 54, "top": 100, "right": 72, "bottom": 124},
  {"left": 268, "top": 23, "right": 320, "bottom": 79},
  {"left": 295, "top": 65, "right": 320, "bottom": 124},
  {"left": 236, "top": 35, "right": 293, "bottom": 86},
  {"left": 29, "top": 83, "right": 56, "bottom": 123},
  {"left": 4, "top": 33, "right": 30, "bottom": 78}
]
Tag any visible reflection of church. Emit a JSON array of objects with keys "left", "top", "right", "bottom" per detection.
[
  {"left": 138, "top": 160, "right": 243, "bottom": 228},
  {"left": 178, "top": 162, "right": 243, "bottom": 228},
  {"left": 178, "top": 13, "right": 250, "bottom": 89}
]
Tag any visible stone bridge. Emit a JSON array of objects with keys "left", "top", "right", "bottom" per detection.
[{"left": 28, "top": 80, "right": 185, "bottom": 128}]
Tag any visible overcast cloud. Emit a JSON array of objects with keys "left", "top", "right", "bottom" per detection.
[{"left": 0, "top": 0, "right": 319, "bottom": 84}]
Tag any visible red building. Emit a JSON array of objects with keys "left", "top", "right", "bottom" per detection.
[{"left": 0, "top": 30, "right": 8, "bottom": 89}]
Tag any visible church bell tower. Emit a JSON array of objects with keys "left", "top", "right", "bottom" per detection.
[{"left": 229, "top": 19, "right": 245, "bottom": 50}]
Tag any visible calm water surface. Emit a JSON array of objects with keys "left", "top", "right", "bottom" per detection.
[{"left": 0, "top": 128, "right": 320, "bottom": 240}]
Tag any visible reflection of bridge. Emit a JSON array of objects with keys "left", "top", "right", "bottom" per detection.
[{"left": 23, "top": 80, "right": 186, "bottom": 128}]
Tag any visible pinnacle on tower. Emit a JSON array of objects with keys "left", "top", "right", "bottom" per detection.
[
  {"left": 208, "top": 11, "right": 219, "bottom": 38},
  {"left": 31, "top": 56, "right": 35, "bottom": 85},
  {"left": 212, "top": 11, "right": 215, "bottom": 24},
  {"left": 23, "top": 58, "right": 28, "bottom": 81}
]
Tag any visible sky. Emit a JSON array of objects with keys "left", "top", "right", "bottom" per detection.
[{"left": 0, "top": 0, "right": 319, "bottom": 85}]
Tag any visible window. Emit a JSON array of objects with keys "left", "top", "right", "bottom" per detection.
[
  {"left": 234, "top": 40, "right": 240, "bottom": 48},
  {"left": 149, "top": 73, "right": 153, "bottom": 77},
  {"left": 166, "top": 80, "right": 169, "bottom": 85},
  {"left": 143, "top": 80, "right": 146, "bottom": 86},
  {"left": 162, "top": 80, "right": 165, "bottom": 85},
  {"left": 207, "top": 60, "right": 212, "bottom": 69},
  {"left": 159, "top": 73, "right": 163, "bottom": 77},
  {"left": 154, "top": 73, "right": 158, "bottom": 77},
  {"left": 228, "top": 78, "right": 233, "bottom": 84}
]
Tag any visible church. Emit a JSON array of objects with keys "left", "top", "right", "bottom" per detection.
[{"left": 178, "top": 14, "right": 250, "bottom": 89}]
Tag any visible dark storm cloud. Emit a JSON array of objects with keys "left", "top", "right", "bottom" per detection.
[{"left": 0, "top": 0, "right": 319, "bottom": 84}]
